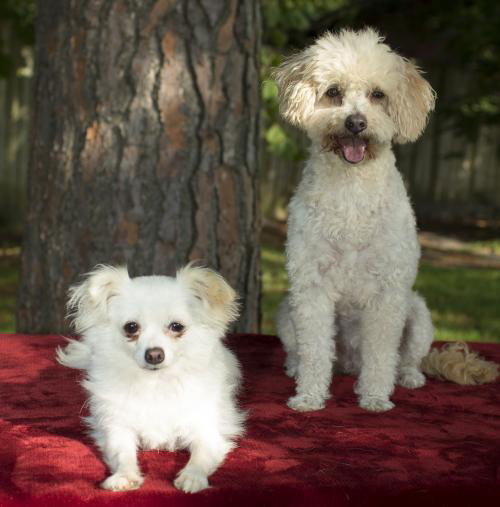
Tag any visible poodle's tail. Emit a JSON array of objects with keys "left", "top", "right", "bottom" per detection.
[
  {"left": 421, "top": 342, "right": 499, "bottom": 385},
  {"left": 56, "top": 339, "right": 91, "bottom": 370},
  {"left": 406, "top": 292, "right": 498, "bottom": 385}
]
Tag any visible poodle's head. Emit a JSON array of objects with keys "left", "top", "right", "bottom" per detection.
[{"left": 272, "top": 28, "right": 435, "bottom": 165}]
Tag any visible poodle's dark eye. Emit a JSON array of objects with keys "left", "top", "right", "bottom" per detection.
[
  {"left": 371, "top": 89, "right": 385, "bottom": 100},
  {"left": 123, "top": 321, "right": 140, "bottom": 336},
  {"left": 168, "top": 322, "right": 185, "bottom": 333},
  {"left": 326, "top": 86, "right": 341, "bottom": 98}
]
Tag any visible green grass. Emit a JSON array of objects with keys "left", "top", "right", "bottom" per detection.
[
  {"left": 415, "top": 265, "right": 500, "bottom": 342},
  {"left": 468, "top": 239, "right": 500, "bottom": 256},
  {"left": 0, "top": 254, "right": 19, "bottom": 333},
  {"left": 261, "top": 246, "right": 288, "bottom": 333},
  {"left": 261, "top": 244, "right": 500, "bottom": 343}
]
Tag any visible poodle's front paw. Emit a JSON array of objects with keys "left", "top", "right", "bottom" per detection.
[
  {"left": 398, "top": 369, "right": 426, "bottom": 389},
  {"left": 358, "top": 395, "right": 395, "bottom": 412},
  {"left": 287, "top": 393, "right": 326, "bottom": 412},
  {"left": 101, "top": 472, "right": 144, "bottom": 491},
  {"left": 174, "top": 467, "right": 209, "bottom": 493}
]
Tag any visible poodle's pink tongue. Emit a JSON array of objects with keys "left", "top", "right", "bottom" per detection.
[{"left": 339, "top": 136, "right": 367, "bottom": 164}]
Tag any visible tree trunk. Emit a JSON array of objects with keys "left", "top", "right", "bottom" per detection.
[{"left": 17, "top": 0, "right": 261, "bottom": 334}]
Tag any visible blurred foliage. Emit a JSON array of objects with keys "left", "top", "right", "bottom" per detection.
[
  {"left": 2, "top": 0, "right": 499, "bottom": 149},
  {"left": 410, "top": 0, "right": 500, "bottom": 137},
  {"left": 262, "top": 0, "right": 349, "bottom": 49},
  {"left": 261, "top": 0, "right": 350, "bottom": 163},
  {"left": 0, "top": 0, "right": 35, "bottom": 77}
]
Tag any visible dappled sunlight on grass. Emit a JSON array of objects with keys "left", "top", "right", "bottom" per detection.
[
  {"left": 0, "top": 256, "right": 19, "bottom": 332},
  {"left": 415, "top": 264, "right": 500, "bottom": 343},
  {"left": 261, "top": 247, "right": 287, "bottom": 333},
  {"left": 468, "top": 239, "right": 500, "bottom": 255}
]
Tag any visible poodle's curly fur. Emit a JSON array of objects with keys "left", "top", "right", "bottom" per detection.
[{"left": 274, "top": 28, "right": 437, "bottom": 412}]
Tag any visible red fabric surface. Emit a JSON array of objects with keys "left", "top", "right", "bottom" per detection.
[{"left": 0, "top": 333, "right": 499, "bottom": 507}]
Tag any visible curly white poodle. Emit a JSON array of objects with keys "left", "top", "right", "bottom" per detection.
[{"left": 274, "top": 28, "right": 436, "bottom": 412}]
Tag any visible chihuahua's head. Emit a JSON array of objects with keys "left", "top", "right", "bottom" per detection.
[{"left": 67, "top": 264, "right": 239, "bottom": 371}]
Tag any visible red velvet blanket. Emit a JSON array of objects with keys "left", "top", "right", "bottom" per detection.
[{"left": 0, "top": 333, "right": 499, "bottom": 507}]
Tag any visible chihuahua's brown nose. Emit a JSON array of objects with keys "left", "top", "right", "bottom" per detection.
[
  {"left": 345, "top": 113, "right": 367, "bottom": 134},
  {"left": 145, "top": 347, "right": 165, "bottom": 365}
]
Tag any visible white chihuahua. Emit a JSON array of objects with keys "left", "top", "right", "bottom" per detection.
[{"left": 56, "top": 264, "right": 244, "bottom": 493}]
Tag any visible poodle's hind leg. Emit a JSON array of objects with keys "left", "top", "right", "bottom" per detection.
[
  {"left": 276, "top": 296, "right": 300, "bottom": 378},
  {"left": 397, "top": 292, "right": 434, "bottom": 389}
]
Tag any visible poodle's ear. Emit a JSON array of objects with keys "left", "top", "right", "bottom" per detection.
[
  {"left": 67, "top": 265, "right": 130, "bottom": 333},
  {"left": 177, "top": 264, "right": 239, "bottom": 331},
  {"left": 389, "top": 58, "right": 436, "bottom": 143},
  {"left": 272, "top": 49, "right": 316, "bottom": 129}
]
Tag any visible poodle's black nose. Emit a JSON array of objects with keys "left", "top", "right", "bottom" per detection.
[
  {"left": 345, "top": 113, "right": 367, "bottom": 134},
  {"left": 145, "top": 347, "right": 165, "bottom": 365}
]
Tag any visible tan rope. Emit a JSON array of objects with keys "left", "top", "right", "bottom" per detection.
[{"left": 421, "top": 342, "right": 499, "bottom": 385}]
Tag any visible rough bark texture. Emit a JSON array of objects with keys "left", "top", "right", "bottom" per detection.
[{"left": 17, "top": 0, "right": 261, "bottom": 334}]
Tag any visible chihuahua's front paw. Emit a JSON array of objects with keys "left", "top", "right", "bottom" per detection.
[
  {"left": 358, "top": 395, "right": 394, "bottom": 412},
  {"left": 174, "top": 468, "right": 209, "bottom": 493},
  {"left": 287, "top": 393, "right": 325, "bottom": 412},
  {"left": 101, "top": 472, "right": 144, "bottom": 491}
]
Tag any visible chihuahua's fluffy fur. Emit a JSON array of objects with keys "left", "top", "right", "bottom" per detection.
[
  {"left": 274, "top": 28, "right": 436, "bottom": 412},
  {"left": 56, "top": 265, "right": 244, "bottom": 493}
]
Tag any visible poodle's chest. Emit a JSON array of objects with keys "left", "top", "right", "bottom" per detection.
[
  {"left": 302, "top": 205, "right": 417, "bottom": 292},
  {"left": 296, "top": 166, "right": 392, "bottom": 244},
  {"left": 318, "top": 243, "right": 382, "bottom": 285},
  {"left": 295, "top": 176, "right": 410, "bottom": 250},
  {"left": 306, "top": 198, "right": 380, "bottom": 247}
]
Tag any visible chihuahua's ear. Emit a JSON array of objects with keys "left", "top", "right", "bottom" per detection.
[
  {"left": 67, "top": 265, "right": 130, "bottom": 333},
  {"left": 177, "top": 264, "right": 239, "bottom": 331}
]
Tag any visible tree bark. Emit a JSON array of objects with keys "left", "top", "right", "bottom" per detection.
[{"left": 17, "top": 0, "right": 261, "bottom": 334}]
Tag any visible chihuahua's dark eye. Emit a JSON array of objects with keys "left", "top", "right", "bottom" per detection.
[
  {"left": 124, "top": 321, "right": 140, "bottom": 335},
  {"left": 326, "top": 86, "right": 341, "bottom": 98},
  {"left": 168, "top": 322, "right": 185, "bottom": 333},
  {"left": 371, "top": 89, "right": 385, "bottom": 100}
]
